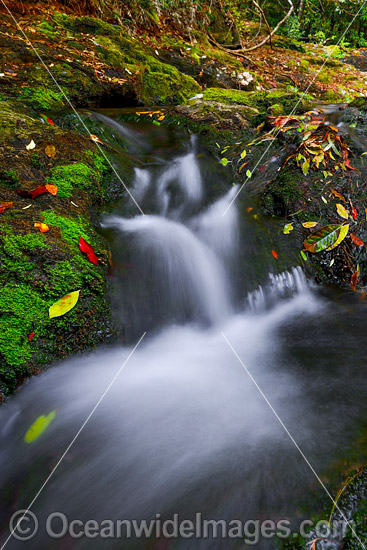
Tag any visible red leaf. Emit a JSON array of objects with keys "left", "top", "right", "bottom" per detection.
[
  {"left": 79, "top": 237, "right": 99, "bottom": 265},
  {"left": 350, "top": 234, "right": 364, "bottom": 246},
  {"left": 28, "top": 332, "right": 35, "bottom": 342},
  {"left": 17, "top": 185, "right": 58, "bottom": 199},
  {"left": 351, "top": 208, "right": 358, "bottom": 220},
  {"left": 344, "top": 158, "right": 357, "bottom": 171},
  {"left": 272, "top": 250, "right": 278, "bottom": 259},
  {"left": 351, "top": 270, "right": 360, "bottom": 291}
]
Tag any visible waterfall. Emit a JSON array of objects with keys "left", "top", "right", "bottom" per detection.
[{"left": 4, "top": 116, "right": 359, "bottom": 550}]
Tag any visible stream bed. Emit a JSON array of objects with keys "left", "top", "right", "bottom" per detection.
[{"left": 1, "top": 114, "right": 367, "bottom": 550}]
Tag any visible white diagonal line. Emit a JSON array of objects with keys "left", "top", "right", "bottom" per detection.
[
  {"left": 0, "top": 0, "right": 144, "bottom": 215},
  {"left": 221, "top": 331, "right": 365, "bottom": 547},
  {"left": 222, "top": 0, "right": 367, "bottom": 216},
  {"left": 1, "top": 332, "right": 146, "bottom": 550}
]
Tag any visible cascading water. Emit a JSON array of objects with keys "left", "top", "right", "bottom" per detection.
[{"left": 1, "top": 116, "right": 367, "bottom": 550}]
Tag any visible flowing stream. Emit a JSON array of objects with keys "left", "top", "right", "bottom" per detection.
[{"left": 1, "top": 115, "right": 367, "bottom": 549}]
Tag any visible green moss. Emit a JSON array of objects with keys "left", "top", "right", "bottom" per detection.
[
  {"left": 262, "top": 167, "right": 302, "bottom": 216},
  {"left": 269, "top": 103, "right": 284, "bottom": 116},
  {"left": 22, "top": 86, "right": 64, "bottom": 111},
  {"left": 47, "top": 162, "right": 103, "bottom": 198},
  {"left": 0, "top": 226, "right": 49, "bottom": 283},
  {"left": 0, "top": 168, "right": 19, "bottom": 187},
  {"left": 53, "top": 13, "right": 121, "bottom": 38},
  {"left": 36, "top": 20, "right": 57, "bottom": 39},
  {"left": 41, "top": 210, "right": 94, "bottom": 246},
  {"left": 202, "top": 88, "right": 304, "bottom": 115},
  {"left": 0, "top": 284, "right": 49, "bottom": 375},
  {"left": 142, "top": 65, "right": 200, "bottom": 105},
  {"left": 95, "top": 34, "right": 200, "bottom": 105}
]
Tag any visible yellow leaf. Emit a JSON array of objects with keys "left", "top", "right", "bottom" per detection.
[
  {"left": 283, "top": 223, "right": 293, "bottom": 234},
  {"left": 49, "top": 290, "right": 80, "bottom": 319},
  {"left": 336, "top": 203, "right": 349, "bottom": 220},
  {"left": 45, "top": 144, "right": 56, "bottom": 158},
  {"left": 302, "top": 222, "right": 318, "bottom": 228},
  {"left": 34, "top": 222, "right": 50, "bottom": 233},
  {"left": 326, "top": 224, "right": 350, "bottom": 251},
  {"left": 24, "top": 411, "right": 56, "bottom": 443}
]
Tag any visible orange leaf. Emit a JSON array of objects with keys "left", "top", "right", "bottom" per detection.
[
  {"left": 90, "top": 134, "right": 103, "bottom": 144},
  {"left": 0, "top": 201, "right": 14, "bottom": 213},
  {"left": 350, "top": 234, "right": 364, "bottom": 246},
  {"left": 330, "top": 188, "right": 346, "bottom": 202},
  {"left": 272, "top": 250, "right": 278, "bottom": 259},
  {"left": 45, "top": 184, "right": 58, "bottom": 195},
  {"left": 28, "top": 332, "right": 35, "bottom": 341},
  {"left": 34, "top": 222, "right": 50, "bottom": 233}
]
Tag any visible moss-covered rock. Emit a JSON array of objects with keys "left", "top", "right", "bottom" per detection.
[{"left": 0, "top": 100, "right": 121, "bottom": 399}]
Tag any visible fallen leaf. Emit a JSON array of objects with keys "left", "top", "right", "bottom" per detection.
[
  {"left": 344, "top": 158, "right": 357, "bottom": 171},
  {"left": 49, "top": 290, "right": 80, "bottom": 319},
  {"left": 302, "top": 221, "right": 318, "bottom": 228},
  {"left": 26, "top": 140, "right": 36, "bottom": 150},
  {"left": 79, "top": 237, "right": 99, "bottom": 265},
  {"left": 336, "top": 203, "right": 349, "bottom": 220},
  {"left": 28, "top": 332, "right": 35, "bottom": 341},
  {"left": 24, "top": 411, "right": 56, "bottom": 443},
  {"left": 330, "top": 188, "right": 346, "bottom": 202},
  {"left": 22, "top": 204, "right": 32, "bottom": 210},
  {"left": 34, "top": 222, "right": 50, "bottom": 233},
  {"left": 90, "top": 134, "right": 103, "bottom": 144},
  {"left": 304, "top": 224, "right": 349, "bottom": 253},
  {"left": 45, "top": 144, "right": 56, "bottom": 158},
  {"left": 247, "top": 207, "right": 253, "bottom": 213},
  {"left": 45, "top": 184, "right": 58, "bottom": 195},
  {"left": 300, "top": 250, "right": 307, "bottom": 261},
  {"left": 41, "top": 114, "right": 55, "bottom": 125},
  {"left": 272, "top": 250, "right": 278, "bottom": 259},
  {"left": 351, "top": 270, "right": 360, "bottom": 291},
  {"left": 71, "top": 201, "right": 79, "bottom": 207},
  {"left": 17, "top": 184, "right": 58, "bottom": 199},
  {"left": 0, "top": 201, "right": 14, "bottom": 213},
  {"left": 351, "top": 207, "right": 358, "bottom": 220},
  {"left": 283, "top": 223, "right": 293, "bottom": 234},
  {"left": 220, "top": 158, "right": 229, "bottom": 167},
  {"left": 246, "top": 169, "right": 252, "bottom": 178},
  {"left": 302, "top": 158, "right": 310, "bottom": 175},
  {"left": 350, "top": 234, "right": 364, "bottom": 246},
  {"left": 321, "top": 196, "right": 328, "bottom": 204},
  {"left": 329, "top": 258, "right": 335, "bottom": 267},
  {"left": 327, "top": 224, "right": 350, "bottom": 251}
]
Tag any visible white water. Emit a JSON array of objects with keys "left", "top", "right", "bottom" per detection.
[{"left": 1, "top": 124, "right": 367, "bottom": 550}]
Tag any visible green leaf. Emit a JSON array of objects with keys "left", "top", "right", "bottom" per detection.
[
  {"left": 304, "top": 224, "right": 348, "bottom": 253},
  {"left": 240, "top": 149, "right": 247, "bottom": 159},
  {"left": 152, "top": 120, "right": 160, "bottom": 126},
  {"left": 300, "top": 250, "right": 307, "bottom": 261},
  {"left": 25, "top": 411, "right": 56, "bottom": 443},
  {"left": 246, "top": 170, "right": 252, "bottom": 178},
  {"left": 321, "top": 196, "right": 328, "bottom": 204},
  {"left": 220, "top": 158, "right": 229, "bottom": 167}
]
